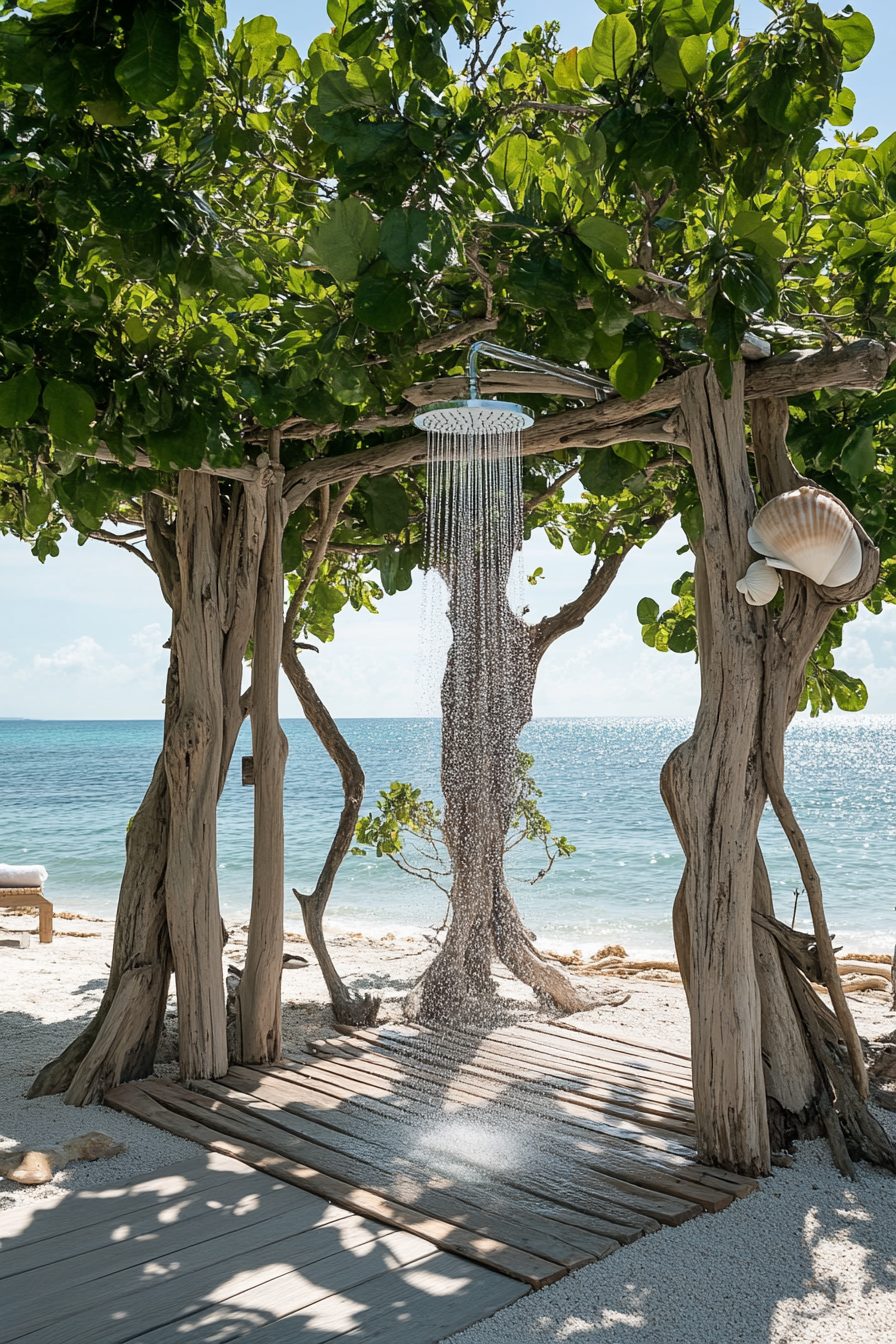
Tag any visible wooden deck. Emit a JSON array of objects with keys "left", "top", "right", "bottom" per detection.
[
  {"left": 105, "top": 1020, "right": 756, "bottom": 1296},
  {"left": 0, "top": 1152, "right": 527, "bottom": 1343}
]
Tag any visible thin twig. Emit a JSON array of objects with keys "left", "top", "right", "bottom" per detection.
[{"left": 89, "top": 530, "right": 158, "bottom": 572}]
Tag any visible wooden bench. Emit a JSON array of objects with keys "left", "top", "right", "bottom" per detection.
[{"left": 0, "top": 888, "right": 53, "bottom": 942}]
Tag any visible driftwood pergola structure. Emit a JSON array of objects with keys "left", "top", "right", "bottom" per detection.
[{"left": 34, "top": 336, "right": 896, "bottom": 1179}]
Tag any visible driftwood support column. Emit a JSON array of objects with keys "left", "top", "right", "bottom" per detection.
[
  {"left": 164, "top": 470, "right": 229, "bottom": 1082},
  {"left": 662, "top": 369, "right": 896, "bottom": 1177},
  {"left": 235, "top": 431, "right": 289, "bottom": 1063},
  {"left": 661, "top": 363, "right": 770, "bottom": 1177}
]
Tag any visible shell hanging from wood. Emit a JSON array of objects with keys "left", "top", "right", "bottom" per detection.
[
  {"left": 736, "top": 559, "right": 781, "bottom": 606},
  {"left": 747, "top": 487, "right": 862, "bottom": 587}
]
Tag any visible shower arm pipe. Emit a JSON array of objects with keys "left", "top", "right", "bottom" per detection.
[{"left": 466, "top": 341, "right": 616, "bottom": 403}]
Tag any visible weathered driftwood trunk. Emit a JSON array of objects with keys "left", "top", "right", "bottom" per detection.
[
  {"left": 280, "top": 476, "right": 379, "bottom": 1026},
  {"left": 163, "top": 471, "right": 229, "bottom": 1081},
  {"left": 661, "top": 368, "right": 895, "bottom": 1176},
  {"left": 285, "top": 650, "right": 379, "bottom": 1025},
  {"left": 30, "top": 472, "right": 270, "bottom": 1101},
  {"left": 234, "top": 446, "right": 288, "bottom": 1063},
  {"left": 406, "top": 542, "right": 631, "bottom": 1024}
]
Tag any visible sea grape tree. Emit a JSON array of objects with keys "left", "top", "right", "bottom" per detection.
[{"left": 1, "top": 0, "right": 894, "bottom": 1182}]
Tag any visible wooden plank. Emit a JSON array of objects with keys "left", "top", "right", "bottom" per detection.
[
  {"left": 191, "top": 1077, "right": 627, "bottom": 1257},
  {"left": 1, "top": 1193, "right": 354, "bottom": 1338},
  {"left": 23, "top": 1224, "right": 432, "bottom": 1344},
  {"left": 105, "top": 1083, "right": 568, "bottom": 1288},
  {"left": 362, "top": 1027, "right": 696, "bottom": 1125},
  {"left": 124, "top": 1241, "right": 471, "bottom": 1344},
  {"left": 0, "top": 1154, "right": 251, "bottom": 1252},
  {"left": 552, "top": 1020, "right": 693, "bottom": 1064},
  {"left": 347, "top": 1023, "right": 696, "bottom": 1124},
  {"left": 330, "top": 1025, "right": 696, "bottom": 1122},
  {"left": 272, "top": 1056, "right": 697, "bottom": 1159},
  {"left": 0, "top": 1166, "right": 295, "bottom": 1279},
  {"left": 481, "top": 1025, "right": 696, "bottom": 1100},
  {"left": 210, "top": 1074, "right": 636, "bottom": 1253},
  {"left": 315, "top": 1032, "right": 697, "bottom": 1143},
  {"left": 238, "top": 1252, "right": 530, "bottom": 1344},
  {"left": 181, "top": 1077, "right": 679, "bottom": 1238},
  {"left": 157, "top": 1080, "right": 594, "bottom": 1271},
  {"left": 519, "top": 1022, "right": 695, "bottom": 1083},
  {"left": 521, "top": 1022, "right": 694, "bottom": 1084},
  {"left": 1, "top": 1193, "right": 369, "bottom": 1343}
]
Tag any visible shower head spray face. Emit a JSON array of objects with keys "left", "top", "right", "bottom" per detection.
[{"left": 413, "top": 399, "right": 534, "bottom": 434}]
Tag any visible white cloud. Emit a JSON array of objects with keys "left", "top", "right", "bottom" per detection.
[
  {"left": 592, "top": 622, "right": 634, "bottom": 651},
  {"left": 33, "top": 635, "right": 108, "bottom": 673}
]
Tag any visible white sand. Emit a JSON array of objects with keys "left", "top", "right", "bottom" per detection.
[{"left": 2, "top": 910, "right": 895, "bottom": 1343}]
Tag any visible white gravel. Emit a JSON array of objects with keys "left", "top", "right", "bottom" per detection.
[
  {"left": 1, "top": 913, "right": 201, "bottom": 1214},
  {"left": 4, "top": 910, "right": 896, "bottom": 1344}
]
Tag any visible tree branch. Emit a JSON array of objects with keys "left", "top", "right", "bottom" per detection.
[
  {"left": 525, "top": 462, "right": 581, "bottom": 513},
  {"left": 88, "top": 530, "right": 158, "bottom": 572},
  {"left": 284, "top": 473, "right": 362, "bottom": 626},
  {"left": 416, "top": 317, "right": 499, "bottom": 355}
]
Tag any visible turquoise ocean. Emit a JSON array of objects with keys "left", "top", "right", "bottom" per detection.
[{"left": 1, "top": 716, "right": 894, "bottom": 956}]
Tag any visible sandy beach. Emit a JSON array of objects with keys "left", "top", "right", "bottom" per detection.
[{"left": 2, "top": 909, "right": 895, "bottom": 1342}]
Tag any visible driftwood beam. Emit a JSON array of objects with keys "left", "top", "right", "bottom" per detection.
[
  {"left": 284, "top": 339, "right": 893, "bottom": 510},
  {"left": 77, "top": 340, "right": 894, "bottom": 507}
]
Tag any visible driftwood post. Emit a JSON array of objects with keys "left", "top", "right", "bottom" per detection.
[
  {"left": 234, "top": 433, "right": 289, "bottom": 1062},
  {"left": 662, "top": 365, "right": 896, "bottom": 1177},
  {"left": 29, "top": 473, "right": 269, "bottom": 1101}
]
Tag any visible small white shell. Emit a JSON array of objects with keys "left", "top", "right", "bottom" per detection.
[
  {"left": 736, "top": 559, "right": 781, "bottom": 606},
  {"left": 747, "top": 487, "right": 862, "bottom": 588}
]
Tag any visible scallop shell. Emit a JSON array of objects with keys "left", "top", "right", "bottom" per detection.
[
  {"left": 736, "top": 559, "right": 781, "bottom": 606},
  {"left": 747, "top": 487, "right": 862, "bottom": 587}
]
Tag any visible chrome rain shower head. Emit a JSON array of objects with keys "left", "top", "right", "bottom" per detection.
[
  {"left": 412, "top": 340, "right": 614, "bottom": 431},
  {"left": 413, "top": 399, "right": 534, "bottom": 434}
]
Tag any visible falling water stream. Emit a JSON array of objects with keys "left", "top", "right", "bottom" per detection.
[{"left": 412, "top": 414, "right": 537, "bottom": 1167}]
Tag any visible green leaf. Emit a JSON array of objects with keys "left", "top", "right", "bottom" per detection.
[
  {"left": 377, "top": 545, "right": 413, "bottom": 595},
  {"left": 653, "top": 34, "right": 707, "bottom": 91},
  {"left": 827, "top": 87, "right": 855, "bottom": 127},
  {"left": 824, "top": 13, "right": 875, "bottom": 67},
  {"left": 42, "top": 51, "right": 80, "bottom": 114},
  {"left": 637, "top": 596, "right": 660, "bottom": 624},
  {"left": 590, "top": 14, "right": 638, "bottom": 81},
  {"left": 668, "top": 619, "right": 697, "bottom": 654},
  {"left": 610, "top": 336, "right": 663, "bottom": 400},
  {"left": 575, "top": 215, "right": 631, "bottom": 267},
  {"left": 508, "top": 256, "right": 575, "bottom": 310},
  {"left": 731, "top": 210, "right": 788, "bottom": 259},
  {"left": 720, "top": 260, "right": 773, "bottom": 314},
  {"left": 580, "top": 446, "right": 632, "bottom": 496},
  {"left": 841, "top": 425, "right": 875, "bottom": 485},
  {"left": 42, "top": 379, "right": 95, "bottom": 445},
  {"left": 353, "top": 273, "right": 414, "bottom": 331},
  {"left": 115, "top": 8, "right": 182, "bottom": 107},
  {"left": 145, "top": 409, "right": 208, "bottom": 470},
  {"left": 358, "top": 476, "right": 410, "bottom": 535},
  {"left": 210, "top": 254, "right": 256, "bottom": 300},
  {"left": 489, "top": 134, "right": 544, "bottom": 196},
  {"left": 309, "top": 198, "right": 379, "bottom": 284},
  {"left": 828, "top": 669, "right": 868, "bottom": 712},
  {"left": 0, "top": 368, "right": 40, "bottom": 428},
  {"left": 379, "top": 207, "right": 428, "bottom": 270},
  {"left": 614, "top": 440, "right": 650, "bottom": 469}
]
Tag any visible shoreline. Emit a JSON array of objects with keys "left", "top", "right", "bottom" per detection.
[{"left": 12, "top": 898, "right": 896, "bottom": 962}]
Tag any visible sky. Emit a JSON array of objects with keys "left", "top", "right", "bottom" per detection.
[{"left": 1, "top": 0, "right": 894, "bottom": 721}]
